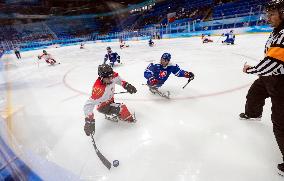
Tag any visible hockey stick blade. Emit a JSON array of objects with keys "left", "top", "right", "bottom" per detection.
[{"left": 91, "top": 134, "right": 112, "bottom": 170}]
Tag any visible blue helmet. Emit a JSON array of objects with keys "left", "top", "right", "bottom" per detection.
[{"left": 161, "top": 53, "right": 171, "bottom": 61}]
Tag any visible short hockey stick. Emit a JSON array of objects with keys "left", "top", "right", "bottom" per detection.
[
  {"left": 182, "top": 78, "right": 193, "bottom": 89},
  {"left": 90, "top": 133, "right": 112, "bottom": 170},
  {"left": 114, "top": 91, "right": 129, "bottom": 94},
  {"left": 216, "top": 35, "right": 223, "bottom": 43}
]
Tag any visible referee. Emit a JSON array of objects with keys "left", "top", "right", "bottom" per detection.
[{"left": 240, "top": 0, "right": 284, "bottom": 176}]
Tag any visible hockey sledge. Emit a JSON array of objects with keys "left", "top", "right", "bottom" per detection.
[
  {"left": 149, "top": 87, "right": 170, "bottom": 99},
  {"left": 105, "top": 113, "right": 137, "bottom": 123},
  {"left": 48, "top": 62, "right": 61, "bottom": 66}
]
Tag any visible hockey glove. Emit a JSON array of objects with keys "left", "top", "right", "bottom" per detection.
[
  {"left": 149, "top": 77, "right": 159, "bottom": 86},
  {"left": 124, "top": 82, "right": 137, "bottom": 94},
  {"left": 184, "top": 72, "right": 194, "bottom": 80},
  {"left": 37, "top": 55, "right": 41, "bottom": 60},
  {"left": 84, "top": 117, "right": 95, "bottom": 136}
]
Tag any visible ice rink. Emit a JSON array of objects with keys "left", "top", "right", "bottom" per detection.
[{"left": 1, "top": 33, "right": 283, "bottom": 181}]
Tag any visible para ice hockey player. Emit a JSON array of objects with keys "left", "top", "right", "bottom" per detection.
[
  {"left": 119, "top": 39, "right": 129, "bottom": 49},
  {"left": 149, "top": 38, "right": 155, "bottom": 47},
  {"left": 201, "top": 34, "right": 213, "bottom": 43},
  {"left": 144, "top": 53, "right": 194, "bottom": 94},
  {"left": 104, "top": 47, "right": 121, "bottom": 67},
  {"left": 80, "top": 43, "right": 85, "bottom": 49},
  {"left": 14, "top": 47, "right": 21, "bottom": 59},
  {"left": 83, "top": 64, "right": 137, "bottom": 136},
  {"left": 222, "top": 30, "right": 235, "bottom": 45},
  {"left": 38, "top": 50, "right": 58, "bottom": 65}
]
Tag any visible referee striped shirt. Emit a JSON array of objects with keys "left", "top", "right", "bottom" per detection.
[{"left": 246, "top": 24, "right": 284, "bottom": 76}]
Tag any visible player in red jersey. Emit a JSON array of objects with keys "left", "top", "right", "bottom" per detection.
[
  {"left": 83, "top": 64, "right": 137, "bottom": 136},
  {"left": 38, "top": 50, "right": 57, "bottom": 65}
]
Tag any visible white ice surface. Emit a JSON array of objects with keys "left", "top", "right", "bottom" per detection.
[{"left": 1, "top": 34, "right": 283, "bottom": 181}]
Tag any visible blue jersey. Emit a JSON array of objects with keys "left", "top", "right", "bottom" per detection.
[
  {"left": 223, "top": 32, "right": 235, "bottom": 44},
  {"left": 104, "top": 52, "right": 120, "bottom": 63},
  {"left": 225, "top": 32, "right": 235, "bottom": 39},
  {"left": 144, "top": 63, "right": 187, "bottom": 87}
]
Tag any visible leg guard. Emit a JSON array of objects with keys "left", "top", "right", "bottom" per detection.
[
  {"left": 97, "top": 101, "right": 134, "bottom": 123},
  {"left": 119, "top": 104, "right": 134, "bottom": 122}
]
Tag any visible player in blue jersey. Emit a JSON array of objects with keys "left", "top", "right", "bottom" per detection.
[
  {"left": 222, "top": 30, "right": 235, "bottom": 45},
  {"left": 149, "top": 38, "right": 154, "bottom": 47},
  {"left": 104, "top": 47, "right": 121, "bottom": 67},
  {"left": 144, "top": 53, "right": 194, "bottom": 91}
]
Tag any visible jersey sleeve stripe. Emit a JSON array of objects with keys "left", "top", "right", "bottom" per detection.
[
  {"left": 258, "top": 62, "right": 280, "bottom": 75},
  {"left": 246, "top": 58, "right": 276, "bottom": 75},
  {"left": 249, "top": 58, "right": 273, "bottom": 72},
  {"left": 276, "top": 33, "right": 284, "bottom": 44}
]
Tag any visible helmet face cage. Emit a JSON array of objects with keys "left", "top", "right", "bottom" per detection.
[
  {"left": 98, "top": 64, "right": 113, "bottom": 78},
  {"left": 161, "top": 53, "right": 171, "bottom": 61}
]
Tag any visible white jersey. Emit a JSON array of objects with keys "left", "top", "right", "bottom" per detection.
[
  {"left": 39, "top": 53, "right": 53, "bottom": 61},
  {"left": 83, "top": 72, "right": 126, "bottom": 117},
  {"left": 202, "top": 35, "right": 209, "bottom": 40}
]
